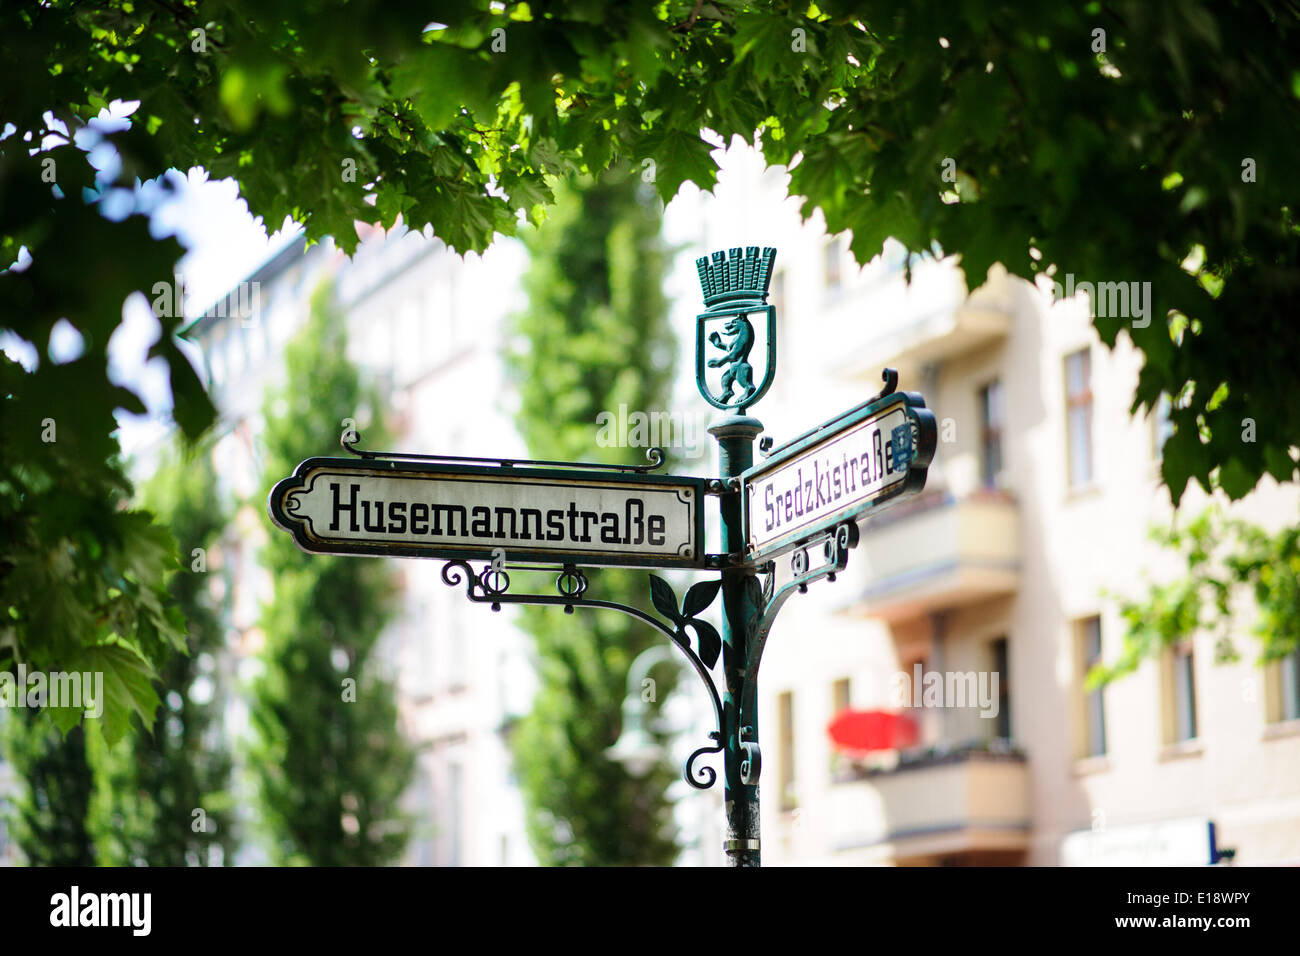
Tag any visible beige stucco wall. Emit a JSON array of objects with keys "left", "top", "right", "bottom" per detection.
[{"left": 741, "top": 229, "right": 1300, "bottom": 866}]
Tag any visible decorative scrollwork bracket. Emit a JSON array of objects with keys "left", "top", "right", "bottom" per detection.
[
  {"left": 736, "top": 521, "right": 860, "bottom": 780},
  {"left": 441, "top": 560, "right": 728, "bottom": 791},
  {"left": 439, "top": 521, "right": 857, "bottom": 793}
]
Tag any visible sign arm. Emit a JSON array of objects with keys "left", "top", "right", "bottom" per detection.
[
  {"left": 736, "top": 521, "right": 859, "bottom": 783},
  {"left": 342, "top": 432, "right": 670, "bottom": 475},
  {"left": 440, "top": 560, "right": 727, "bottom": 790}
]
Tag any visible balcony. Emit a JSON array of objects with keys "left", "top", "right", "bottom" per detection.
[
  {"left": 828, "top": 746, "right": 1031, "bottom": 864},
  {"left": 843, "top": 490, "right": 1020, "bottom": 621},
  {"left": 823, "top": 262, "right": 1014, "bottom": 383}
]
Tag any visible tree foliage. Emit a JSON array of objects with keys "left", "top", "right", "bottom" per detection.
[
  {"left": 88, "top": 444, "right": 237, "bottom": 866},
  {"left": 1, "top": 442, "right": 237, "bottom": 866},
  {"left": 249, "top": 283, "right": 414, "bottom": 866},
  {"left": 1, "top": 714, "right": 96, "bottom": 866},
  {"left": 6, "top": 0, "right": 1299, "bottom": 728},
  {"left": 1095, "top": 508, "right": 1300, "bottom": 686},
  {"left": 0, "top": 347, "right": 188, "bottom": 741},
  {"left": 506, "top": 168, "right": 682, "bottom": 866}
]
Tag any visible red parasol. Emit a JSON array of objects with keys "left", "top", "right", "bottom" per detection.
[{"left": 827, "top": 709, "right": 919, "bottom": 753}]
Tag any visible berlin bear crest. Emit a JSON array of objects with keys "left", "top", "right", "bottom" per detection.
[{"left": 693, "top": 246, "right": 778, "bottom": 412}]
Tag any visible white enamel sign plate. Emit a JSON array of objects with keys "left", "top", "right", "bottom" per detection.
[
  {"left": 741, "top": 392, "right": 934, "bottom": 562},
  {"left": 269, "top": 458, "right": 707, "bottom": 569}
]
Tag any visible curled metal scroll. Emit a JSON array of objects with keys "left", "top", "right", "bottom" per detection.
[
  {"left": 440, "top": 560, "right": 726, "bottom": 790},
  {"left": 684, "top": 733, "right": 725, "bottom": 790},
  {"left": 739, "top": 521, "right": 859, "bottom": 775}
]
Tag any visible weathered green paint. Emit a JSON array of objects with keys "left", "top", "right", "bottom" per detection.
[{"left": 709, "top": 413, "right": 764, "bottom": 867}]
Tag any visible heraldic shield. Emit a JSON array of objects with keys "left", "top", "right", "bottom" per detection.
[{"left": 693, "top": 246, "right": 778, "bottom": 413}]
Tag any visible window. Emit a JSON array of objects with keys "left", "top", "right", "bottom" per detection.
[
  {"left": 447, "top": 605, "right": 467, "bottom": 692},
  {"left": 395, "top": 298, "right": 420, "bottom": 383},
  {"left": 1277, "top": 647, "right": 1300, "bottom": 723},
  {"left": 899, "top": 654, "right": 933, "bottom": 747},
  {"left": 411, "top": 598, "right": 436, "bottom": 699},
  {"left": 990, "top": 637, "right": 1011, "bottom": 741},
  {"left": 778, "top": 691, "right": 796, "bottom": 811},
  {"left": 1078, "top": 617, "right": 1107, "bottom": 758},
  {"left": 427, "top": 281, "right": 454, "bottom": 359},
  {"left": 832, "top": 677, "right": 851, "bottom": 716},
  {"left": 1065, "top": 349, "right": 1094, "bottom": 488},
  {"left": 368, "top": 314, "right": 391, "bottom": 371},
  {"left": 829, "top": 678, "right": 852, "bottom": 779},
  {"left": 824, "top": 237, "right": 842, "bottom": 295},
  {"left": 1167, "top": 643, "right": 1198, "bottom": 742},
  {"left": 444, "top": 273, "right": 459, "bottom": 351},
  {"left": 446, "top": 762, "right": 462, "bottom": 867},
  {"left": 978, "top": 380, "right": 1005, "bottom": 489},
  {"left": 414, "top": 768, "right": 435, "bottom": 867}
]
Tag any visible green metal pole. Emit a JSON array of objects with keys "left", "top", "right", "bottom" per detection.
[{"left": 709, "top": 413, "right": 763, "bottom": 867}]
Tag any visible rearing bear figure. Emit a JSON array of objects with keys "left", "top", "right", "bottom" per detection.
[{"left": 707, "top": 314, "right": 757, "bottom": 405}]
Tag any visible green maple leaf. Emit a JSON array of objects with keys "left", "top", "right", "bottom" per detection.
[
  {"left": 500, "top": 170, "right": 554, "bottom": 224},
  {"left": 732, "top": 11, "right": 813, "bottom": 81},
  {"left": 48, "top": 643, "right": 162, "bottom": 745},
  {"left": 641, "top": 128, "right": 717, "bottom": 205}
]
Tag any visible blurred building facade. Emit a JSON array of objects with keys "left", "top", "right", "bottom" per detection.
[
  {"left": 189, "top": 225, "right": 536, "bottom": 866},
  {"left": 664, "top": 145, "right": 1300, "bottom": 867}
]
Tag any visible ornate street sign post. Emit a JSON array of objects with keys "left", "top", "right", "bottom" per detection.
[{"left": 268, "top": 244, "right": 937, "bottom": 868}]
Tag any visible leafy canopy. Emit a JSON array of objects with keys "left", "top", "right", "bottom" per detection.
[
  {"left": 5, "top": 1, "right": 1300, "bottom": 729},
  {"left": 1095, "top": 507, "right": 1300, "bottom": 687},
  {"left": 7, "top": 2, "right": 1299, "bottom": 505}
]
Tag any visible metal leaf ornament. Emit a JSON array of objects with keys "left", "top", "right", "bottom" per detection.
[{"left": 647, "top": 575, "right": 724, "bottom": 669}]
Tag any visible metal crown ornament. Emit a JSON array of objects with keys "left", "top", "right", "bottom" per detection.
[
  {"left": 695, "top": 246, "right": 777, "bottom": 307},
  {"left": 694, "top": 246, "right": 778, "bottom": 413}
]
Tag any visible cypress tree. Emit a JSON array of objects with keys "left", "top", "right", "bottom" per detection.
[
  {"left": 505, "top": 168, "right": 682, "bottom": 865},
  {"left": 87, "top": 445, "right": 237, "bottom": 865},
  {"left": 250, "top": 281, "right": 415, "bottom": 865}
]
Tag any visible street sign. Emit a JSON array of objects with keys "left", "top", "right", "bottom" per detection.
[
  {"left": 262, "top": 240, "right": 941, "bottom": 867},
  {"left": 739, "top": 390, "right": 936, "bottom": 563},
  {"left": 269, "top": 457, "right": 708, "bottom": 569}
]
